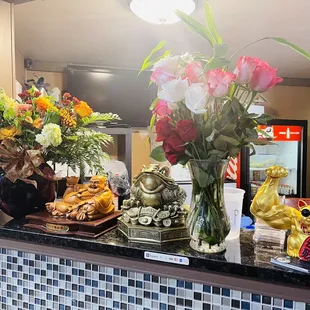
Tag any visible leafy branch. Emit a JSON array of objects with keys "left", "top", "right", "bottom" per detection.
[{"left": 80, "top": 112, "right": 120, "bottom": 126}]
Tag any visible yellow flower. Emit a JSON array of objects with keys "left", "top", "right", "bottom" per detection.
[
  {"left": 36, "top": 97, "right": 52, "bottom": 111},
  {"left": 0, "top": 126, "right": 20, "bottom": 140},
  {"left": 60, "top": 109, "right": 77, "bottom": 128},
  {"left": 33, "top": 118, "right": 43, "bottom": 129},
  {"left": 24, "top": 116, "right": 33, "bottom": 124},
  {"left": 35, "top": 97, "right": 58, "bottom": 112},
  {"left": 74, "top": 101, "right": 93, "bottom": 118}
]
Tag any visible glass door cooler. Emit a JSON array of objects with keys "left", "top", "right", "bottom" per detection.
[{"left": 227, "top": 119, "right": 308, "bottom": 216}]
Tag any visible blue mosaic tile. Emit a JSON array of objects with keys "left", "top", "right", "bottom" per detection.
[
  {"left": 0, "top": 247, "right": 306, "bottom": 310},
  {"left": 284, "top": 300, "right": 294, "bottom": 308},
  {"left": 241, "top": 301, "right": 250, "bottom": 309}
]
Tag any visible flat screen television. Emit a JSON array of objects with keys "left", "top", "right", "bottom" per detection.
[{"left": 66, "top": 65, "right": 156, "bottom": 127}]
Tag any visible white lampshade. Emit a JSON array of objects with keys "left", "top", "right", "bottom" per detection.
[{"left": 129, "top": 0, "right": 196, "bottom": 24}]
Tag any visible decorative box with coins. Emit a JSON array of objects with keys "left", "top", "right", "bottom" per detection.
[
  {"left": 25, "top": 175, "right": 121, "bottom": 238},
  {"left": 118, "top": 164, "right": 189, "bottom": 243},
  {"left": 251, "top": 165, "right": 310, "bottom": 261}
]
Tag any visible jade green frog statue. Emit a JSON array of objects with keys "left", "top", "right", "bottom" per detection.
[{"left": 121, "top": 164, "right": 188, "bottom": 227}]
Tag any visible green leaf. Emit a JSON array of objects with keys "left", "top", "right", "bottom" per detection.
[
  {"left": 203, "top": 57, "right": 230, "bottom": 72},
  {"left": 253, "top": 113, "right": 274, "bottom": 124},
  {"left": 221, "top": 123, "right": 236, "bottom": 135},
  {"left": 213, "top": 138, "right": 227, "bottom": 151},
  {"left": 256, "top": 128, "right": 273, "bottom": 139},
  {"left": 81, "top": 112, "right": 120, "bottom": 126},
  {"left": 177, "top": 154, "right": 191, "bottom": 165},
  {"left": 231, "top": 98, "right": 245, "bottom": 116},
  {"left": 228, "top": 147, "right": 240, "bottom": 158},
  {"left": 175, "top": 9, "right": 215, "bottom": 46},
  {"left": 217, "top": 134, "right": 240, "bottom": 146},
  {"left": 150, "top": 145, "right": 166, "bottom": 162},
  {"left": 213, "top": 44, "right": 228, "bottom": 58},
  {"left": 205, "top": 129, "right": 219, "bottom": 142},
  {"left": 149, "top": 97, "right": 159, "bottom": 111},
  {"left": 139, "top": 40, "right": 167, "bottom": 75},
  {"left": 230, "top": 37, "right": 310, "bottom": 62},
  {"left": 44, "top": 111, "right": 61, "bottom": 125},
  {"left": 204, "top": 1, "right": 223, "bottom": 44},
  {"left": 268, "top": 37, "right": 310, "bottom": 60},
  {"left": 190, "top": 165, "right": 215, "bottom": 187},
  {"left": 149, "top": 113, "right": 156, "bottom": 134}
]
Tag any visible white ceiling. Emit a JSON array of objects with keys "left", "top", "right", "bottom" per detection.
[{"left": 14, "top": 0, "right": 310, "bottom": 78}]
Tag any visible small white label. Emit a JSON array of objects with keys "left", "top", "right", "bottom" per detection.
[{"left": 144, "top": 251, "right": 189, "bottom": 266}]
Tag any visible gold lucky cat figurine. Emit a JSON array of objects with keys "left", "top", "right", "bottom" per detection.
[
  {"left": 46, "top": 175, "right": 115, "bottom": 221},
  {"left": 250, "top": 165, "right": 310, "bottom": 260}
]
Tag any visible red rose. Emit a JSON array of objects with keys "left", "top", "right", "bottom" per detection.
[
  {"left": 26, "top": 99, "right": 32, "bottom": 104},
  {"left": 176, "top": 120, "right": 198, "bottom": 142},
  {"left": 62, "top": 99, "right": 71, "bottom": 105},
  {"left": 18, "top": 92, "right": 27, "bottom": 99},
  {"left": 155, "top": 117, "right": 174, "bottom": 142},
  {"left": 63, "top": 92, "right": 71, "bottom": 99},
  {"left": 165, "top": 152, "right": 179, "bottom": 165},
  {"left": 163, "top": 131, "right": 186, "bottom": 154},
  {"left": 72, "top": 97, "right": 80, "bottom": 104},
  {"left": 34, "top": 91, "right": 41, "bottom": 97}
]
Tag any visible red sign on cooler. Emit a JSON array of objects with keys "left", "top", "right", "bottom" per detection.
[
  {"left": 257, "top": 125, "right": 302, "bottom": 141},
  {"left": 226, "top": 154, "right": 241, "bottom": 187}
]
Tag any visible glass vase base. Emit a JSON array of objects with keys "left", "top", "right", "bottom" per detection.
[{"left": 190, "top": 239, "right": 226, "bottom": 254}]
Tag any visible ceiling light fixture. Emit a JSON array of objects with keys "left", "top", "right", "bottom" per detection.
[{"left": 129, "top": 0, "right": 196, "bottom": 25}]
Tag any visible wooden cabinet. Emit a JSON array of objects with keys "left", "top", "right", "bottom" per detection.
[{"left": 0, "top": 1, "right": 15, "bottom": 97}]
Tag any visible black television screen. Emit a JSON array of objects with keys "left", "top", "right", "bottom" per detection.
[{"left": 66, "top": 65, "right": 156, "bottom": 127}]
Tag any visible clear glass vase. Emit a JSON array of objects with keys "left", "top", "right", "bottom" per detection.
[{"left": 187, "top": 159, "right": 230, "bottom": 253}]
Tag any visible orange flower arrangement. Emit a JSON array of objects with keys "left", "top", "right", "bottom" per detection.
[
  {"left": 0, "top": 86, "right": 120, "bottom": 180},
  {"left": 73, "top": 101, "right": 93, "bottom": 118}
]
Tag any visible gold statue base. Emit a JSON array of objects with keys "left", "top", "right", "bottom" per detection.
[
  {"left": 25, "top": 210, "right": 122, "bottom": 238},
  {"left": 118, "top": 217, "right": 190, "bottom": 244}
]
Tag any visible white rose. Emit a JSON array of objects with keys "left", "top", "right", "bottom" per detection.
[
  {"left": 153, "top": 55, "right": 184, "bottom": 78},
  {"left": 158, "top": 78, "right": 189, "bottom": 103},
  {"left": 185, "top": 83, "right": 212, "bottom": 114}
]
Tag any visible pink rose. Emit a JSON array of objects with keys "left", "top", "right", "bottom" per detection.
[
  {"left": 151, "top": 55, "right": 183, "bottom": 86},
  {"left": 206, "top": 69, "right": 236, "bottom": 97},
  {"left": 185, "top": 61, "right": 203, "bottom": 84},
  {"left": 153, "top": 100, "right": 172, "bottom": 118},
  {"left": 249, "top": 60, "right": 283, "bottom": 92},
  {"left": 150, "top": 68, "right": 175, "bottom": 86},
  {"left": 234, "top": 56, "right": 260, "bottom": 84}
]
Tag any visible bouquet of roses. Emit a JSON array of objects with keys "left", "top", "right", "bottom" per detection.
[
  {"left": 140, "top": 1, "right": 310, "bottom": 166},
  {"left": 0, "top": 87, "right": 119, "bottom": 182}
]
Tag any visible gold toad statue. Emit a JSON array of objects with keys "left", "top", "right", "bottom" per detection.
[
  {"left": 46, "top": 175, "right": 115, "bottom": 221},
  {"left": 251, "top": 166, "right": 310, "bottom": 260},
  {"left": 121, "top": 164, "right": 188, "bottom": 227}
]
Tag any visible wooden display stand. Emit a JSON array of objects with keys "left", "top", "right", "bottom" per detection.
[{"left": 25, "top": 211, "right": 122, "bottom": 238}]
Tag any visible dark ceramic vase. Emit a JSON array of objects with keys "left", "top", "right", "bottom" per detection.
[{"left": 0, "top": 163, "right": 56, "bottom": 218}]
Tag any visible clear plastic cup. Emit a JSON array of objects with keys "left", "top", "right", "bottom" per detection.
[{"left": 224, "top": 188, "right": 245, "bottom": 240}]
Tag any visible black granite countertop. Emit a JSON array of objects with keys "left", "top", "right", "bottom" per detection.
[{"left": 0, "top": 218, "right": 309, "bottom": 288}]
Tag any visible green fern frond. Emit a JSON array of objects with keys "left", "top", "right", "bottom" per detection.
[{"left": 81, "top": 112, "right": 120, "bottom": 126}]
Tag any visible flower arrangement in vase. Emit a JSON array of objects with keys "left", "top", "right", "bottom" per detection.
[
  {"left": 0, "top": 87, "right": 119, "bottom": 218},
  {"left": 140, "top": 1, "right": 310, "bottom": 253}
]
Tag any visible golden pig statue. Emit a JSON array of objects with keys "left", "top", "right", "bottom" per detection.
[
  {"left": 251, "top": 166, "right": 310, "bottom": 261},
  {"left": 46, "top": 175, "right": 114, "bottom": 221}
]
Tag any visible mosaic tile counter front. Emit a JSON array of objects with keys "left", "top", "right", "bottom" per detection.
[{"left": 0, "top": 248, "right": 308, "bottom": 310}]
